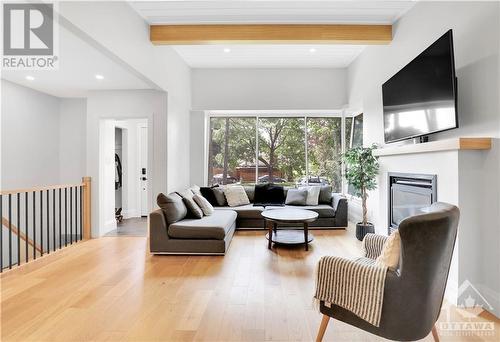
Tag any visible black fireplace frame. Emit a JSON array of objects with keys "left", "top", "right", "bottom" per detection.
[{"left": 388, "top": 172, "right": 437, "bottom": 234}]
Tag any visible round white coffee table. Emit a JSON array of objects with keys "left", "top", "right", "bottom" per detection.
[{"left": 261, "top": 208, "right": 318, "bottom": 251}]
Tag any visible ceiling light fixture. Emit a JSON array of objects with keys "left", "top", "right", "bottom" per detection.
[
  {"left": 25, "top": 75, "right": 35, "bottom": 81},
  {"left": 95, "top": 74, "right": 104, "bottom": 80},
  {"left": 309, "top": 48, "right": 317, "bottom": 53},
  {"left": 223, "top": 48, "right": 231, "bottom": 53}
]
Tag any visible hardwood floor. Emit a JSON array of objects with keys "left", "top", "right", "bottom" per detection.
[{"left": 1, "top": 229, "right": 498, "bottom": 341}]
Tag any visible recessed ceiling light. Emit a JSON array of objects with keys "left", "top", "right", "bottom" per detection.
[
  {"left": 25, "top": 75, "right": 35, "bottom": 81},
  {"left": 309, "top": 48, "right": 317, "bottom": 53},
  {"left": 223, "top": 48, "right": 231, "bottom": 53},
  {"left": 95, "top": 74, "right": 104, "bottom": 80}
]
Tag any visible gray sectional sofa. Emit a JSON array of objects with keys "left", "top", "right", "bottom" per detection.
[{"left": 149, "top": 186, "right": 347, "bottom": 255}]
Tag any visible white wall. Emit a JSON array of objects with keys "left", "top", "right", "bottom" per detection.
[
  {"left": 192, "top": 68, "right": 347, "bottom": 110},
  {"left": 86, "top": 90, "right": 167, "bottom": 236},
  {"left": 189, "top": 110, "right": 206, "bottom": 186},
  {"left": 59, "top": 1, "right": 192, "bottom": 193},
  {"left": 1, "top": 80, "right": 61, "bottom": 189},
  {"left": 347, "top": 1, "right": 500, "bottom": 315},
  {"left": 59, "top": 98, "right": 87, "bottom": 184}
]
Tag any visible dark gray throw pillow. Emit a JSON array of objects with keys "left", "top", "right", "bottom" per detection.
[
  {"left": 285, "top": 189, "right": 308, "bottom": 206},
  {"left": 178, "top": 190, "right": 204, "bottom": 219},
  {"left": 319, "top": 185, "right": 333, "bottom": 204},
  {"left": 212, "top": 187, "right": 227, "bottom": 206},
  {"left": 157, "top": 192, "right": 187, "bottom": 224}
]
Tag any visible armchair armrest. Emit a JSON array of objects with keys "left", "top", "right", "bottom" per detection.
[{"left": 362, "top": 233, "right": 388, "bottom": 259}]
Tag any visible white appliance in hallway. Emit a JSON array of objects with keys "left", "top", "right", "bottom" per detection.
[{"left": 139, "top": 125, "right": 148, "bottom": 217}]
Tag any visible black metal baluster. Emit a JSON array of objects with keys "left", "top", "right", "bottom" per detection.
[
  {"left": 79, "top": 186, "right": 83, "bottom": 241},
  {"left": 8, "top": 194, "right": 12, "bottom": 269},
  {"left": 40, "top": 190, "right": 43, "bottom": 256},
  {"left": 46, "top": 190, "right": 49, "bottom": 254},
  {"left": 33, "top": 192, "right": 36, "bottom": 260},
  {"left": 74, "top": 187, "right": 77, "bottom": 242},
  {"left": 17, "top": 194, "right": 20, "bottom": 266},
  {"left": 64, "top": 188, "right": 67, "bottom": 247},
  {"left": 70, "top": 187, "right": 73, "bottom": 244},
  {"left": 53, "top": 189, "right": 56, "bottom": 252},
  {"left": 25, "top": 192, "right": 28, "bottom": 263},
  {"left": 1, "top": 195, "right": 3, "bottom": 272},
  {"left": 59, "top": 188, "right": 61, "bottom": 249}
]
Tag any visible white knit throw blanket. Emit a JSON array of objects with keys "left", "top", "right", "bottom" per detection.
[{"left": 314, "top": 256, "right": 388, "bottom": 327}]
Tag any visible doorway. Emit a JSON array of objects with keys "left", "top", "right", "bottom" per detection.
[{"left": 99, "top": 118, "right": 149, "bottom": 237}]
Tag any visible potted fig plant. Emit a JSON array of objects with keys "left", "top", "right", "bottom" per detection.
[{"left": 343, "top": 144, "right": 379, "bottom": 241}]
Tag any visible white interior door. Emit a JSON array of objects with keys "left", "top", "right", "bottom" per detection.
[{"left": 139, "top": 126, "right": 148, "bottom": 216}]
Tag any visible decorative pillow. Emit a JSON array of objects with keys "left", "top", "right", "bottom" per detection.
[
  {"left": 224, "top": 185, "right": 250, "bottom": 207},
  {"left": 157, "top": 193, "right": 187, "bottom": 224},
  {"left": 244, "top": 185, "right": 255, "bottom": 202},
  {"left": 177, "top": 190, "right": 203, "bottom": 219},
  {"left": 285, "top": 189, "right": 308, "bottom": 205},
  {"left": 190, "top": 185, "right": 202, "bottom": 196},
  {"left": 299, "top": 186, "right": 321, "bottom": 206},
  {"left": 212, "top": 187, "right": 227, "bottom": 206},
  {"left": 253, "top": 184, "right": 269, "bottom": 205},
  {"left": 193, "top": 194, "right": 214, "bottom": 216},
  {"left": 200, "top": 187, "right": 218, "bottom": 206},
  {"left": 318, "top": 185, "right": 333, "bottom": 204},
  {"left": 375, "top": 230, "right": 401, "bottom": 269},
  {"left": 253, "top": 183, "right": 285, "bottom": 206}
]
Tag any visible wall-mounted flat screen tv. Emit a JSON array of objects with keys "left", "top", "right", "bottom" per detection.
[{"left": 382, "top": 30, "right": 458, "bottom": 143}]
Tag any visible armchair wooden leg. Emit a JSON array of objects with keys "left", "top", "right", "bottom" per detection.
[
  {"left": 431, "top": 324, "right": 440, "bottom": 342},
  {"left": 316, "top": 315, "right": 330, "bottom": 342}
]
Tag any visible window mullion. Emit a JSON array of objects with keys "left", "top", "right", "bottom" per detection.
[{"left": 304, "top": 116, "right": 308, "bottom": 186}]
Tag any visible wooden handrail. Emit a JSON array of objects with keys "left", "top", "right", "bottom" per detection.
[
  {"left": 2, "top": 217, "right": 42, "bottom": 253},
  {"left": 0, "top": 183, "right": 84, "bottom": 195}
]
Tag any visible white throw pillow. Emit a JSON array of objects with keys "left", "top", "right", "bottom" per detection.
[
  {"left": 299, "top": 186, "right": 321, "bottom": 206},
  {"left": 190, "top": 184, "right": 202, "bottom": 196},
  {"left": 375, "top": 230, "right": 401, "bottom": 269},
  {"left": 224, "top": 185, "right": 250, "bottom": 207},
  {"left": 193, "top": 194, "right": 214, "bottom": 216}
]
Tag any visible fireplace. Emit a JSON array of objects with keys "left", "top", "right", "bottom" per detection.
[{"left": 388, "top": 172, "right": 437, "bottom": 234}]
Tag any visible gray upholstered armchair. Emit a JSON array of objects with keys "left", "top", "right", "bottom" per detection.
[{"left": 316, "top": 202, "right": 460, "bottom": 342}]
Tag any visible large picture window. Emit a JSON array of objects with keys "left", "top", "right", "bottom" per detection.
[{"left": 208, "top": 114, "right": 357, "bottom": 192}]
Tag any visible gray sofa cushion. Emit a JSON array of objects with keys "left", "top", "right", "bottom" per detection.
[
  {"left": 215, "top": 204, "right": 265, "bottom": 219},
  {"left": 319, "top": 186, "right": 333, "bottom": 204},
  {"left": 244, "top": 186, "right": 255, "bottom": 202},
  {"left": 265, "top": 204, "right": 335, "bottom": 218},
  {"left": 168, "top": 210, "right": 237, "bottom": 240},
  {"left": 157, "top": 192, "right": 187, "bottom": 224},
  {"left": 285, "top": 189, "right": 308, "bottom": 205}
]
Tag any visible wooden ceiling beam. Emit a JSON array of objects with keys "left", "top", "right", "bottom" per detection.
[{"left": 150, "top": 24, "right": 392, "bottom": 45}]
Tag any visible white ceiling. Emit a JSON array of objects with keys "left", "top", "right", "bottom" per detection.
[
  {"left": 130, "top": 1, "right": 415, "bottom": 25},
  {"left": 130, "top": 0, "right": 415, "bottom": 68},
  {"left": 2, "top": 25, "right": 153, "bottom": 98},
  {"left": 173, "top": 44, "right": 365, "bottom": 68}
]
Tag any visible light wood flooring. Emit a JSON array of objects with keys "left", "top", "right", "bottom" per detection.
[{"left": 1, "top": 229, "right": 498, "bottom": 341}]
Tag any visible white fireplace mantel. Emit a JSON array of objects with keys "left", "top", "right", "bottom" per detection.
[{"left": 373, "top": 137, "right": 491, "bottom": 157}]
